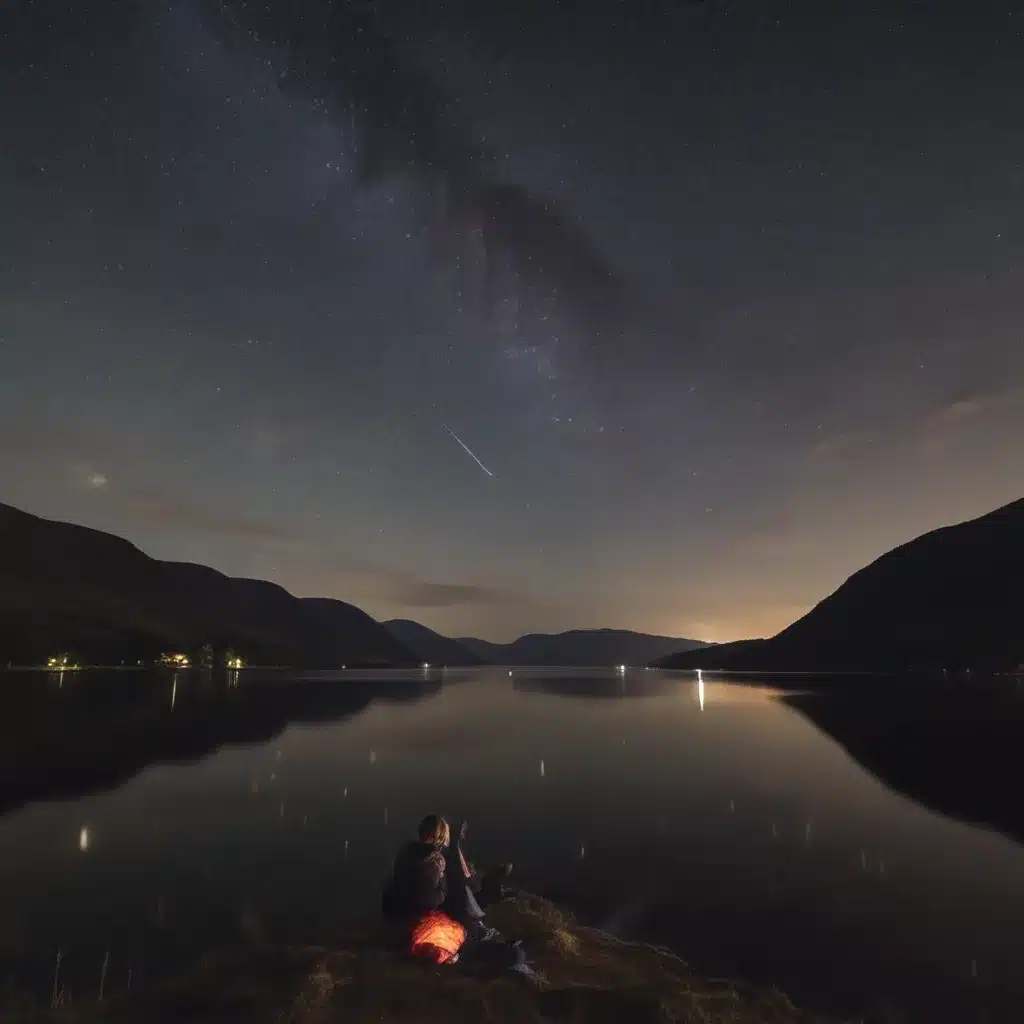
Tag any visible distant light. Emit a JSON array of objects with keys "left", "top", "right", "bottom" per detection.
[
  {"left": 697, "top": 671, "right": 705, "bottom": 711},
  {"left": 78, "top": 827, "right": 90, "bottom": 853},
  {"left": 539, "top": 759, "right": 545, "bottom": 777},
  {"left": 508, "top": 670, "right": 513, "bottom": 677},
  {"left": 618, "top": 664, "right": 626, "bottom": 673},
  {"left": 422, "top": 662, "right": 430, "bottom": 669}
]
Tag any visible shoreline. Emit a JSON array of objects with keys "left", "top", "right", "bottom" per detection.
[{"left": 1, "top": 894, "right": 834, "bottom": 1024}]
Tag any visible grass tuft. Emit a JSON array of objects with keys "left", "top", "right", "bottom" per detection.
[{"left": 2, "top": 894, "right": 844, "bottom": 1024}]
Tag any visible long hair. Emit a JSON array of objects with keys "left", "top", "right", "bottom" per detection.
[{"left": 417, "top": 814, "right": 450, "bottom": 847}]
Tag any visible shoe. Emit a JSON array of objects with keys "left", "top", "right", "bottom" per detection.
[{"left": 469, "top": 922, "right": 500, "bottom": 942}]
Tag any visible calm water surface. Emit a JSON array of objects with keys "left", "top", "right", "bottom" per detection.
[{"left": 1, "top": 667, "right": 1022, "bottom": 1022}]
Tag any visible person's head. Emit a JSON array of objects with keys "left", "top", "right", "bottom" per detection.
[{"left": 417, "top": 814, "right": 450, "bottom": 847}]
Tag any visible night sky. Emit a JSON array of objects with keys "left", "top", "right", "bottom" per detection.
[{"left": 2, "top": 0, "right": 1022, "bottom": 642}]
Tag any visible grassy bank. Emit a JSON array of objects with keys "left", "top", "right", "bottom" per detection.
[{"left": 4, "top": 894, "right": 834, "bottom": 1023}]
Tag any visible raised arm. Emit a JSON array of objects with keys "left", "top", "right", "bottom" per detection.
[
  {"left": 453, "top": 820, "right": 473, "bottom": 879},
  {"left": 419, "top": 849, "right": 448, "bottom": 910}
]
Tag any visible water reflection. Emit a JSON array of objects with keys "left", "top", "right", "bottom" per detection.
[
  {"left": 513, "top": 669, "right": 685, "bottom": 700},
  {"left": 0, "top": 669, "right": 442, "bottom": 816},
  {"left": 786, "top": 679, "right": 1024, "bottom": 845},
  {"left": 0, "top": 669, "right": 1022, "bottom": 1024}
]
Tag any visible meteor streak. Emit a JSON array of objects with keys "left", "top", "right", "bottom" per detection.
[{"left": 444, "top": 424, "right": 494, "bottom": 478}]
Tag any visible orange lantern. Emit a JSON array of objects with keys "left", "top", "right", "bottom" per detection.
[{"left": 410, "top": 911, "right": 467, "bottom": 964}]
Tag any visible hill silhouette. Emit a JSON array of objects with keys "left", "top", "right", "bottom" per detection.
[
  {"left": 459, "top": 628, "right": 708, "bottom": 666},
  {"left": 382, "top": 619, "right": 483, "bottom": 665},
  {"left": 0, "top": 503, "right": 416, "bottom": 668},
  {"left": 657, "top": 498, "right": 1024, "bottom": 672}
]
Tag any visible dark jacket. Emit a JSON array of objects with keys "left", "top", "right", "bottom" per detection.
[{"left": 382, "top": 841, "right": 447, "bottom": 923}]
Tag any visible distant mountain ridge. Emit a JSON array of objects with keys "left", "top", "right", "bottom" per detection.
[
  {"left": 0, "top": 503, "right": 416, "bottom": 667},
  {"left": 657, "top": 497, "right": 1024, "bottom": 673},
  {"left": 457, "top": 628, "right": 709, "bottom": 666},
  {"left": 382, "top": 619, "right": 483, "bottom": 666}
]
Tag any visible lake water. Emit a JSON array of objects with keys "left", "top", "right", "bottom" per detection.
[{"left": 1, "top": 667, "right": 1022, "bottom": 1022}]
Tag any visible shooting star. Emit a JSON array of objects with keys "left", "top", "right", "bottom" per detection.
[{"left": 444, "top": 424, "right": 495, "bottom": 478}]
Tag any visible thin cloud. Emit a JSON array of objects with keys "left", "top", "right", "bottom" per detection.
[
  {"left": 125, "top": 487, "right": 294, "bottom": 541},
  {"left": 68, "top": 463, "right": 111, "bottom": 490},
  {"left": 391, "top": 580, "right": 510, "bottom": 609},
  {"left": 926, "top": 396, "right": 990, "bottom": 426},
  {"left": 809, "top": 432, "right": 865, "bottom": 459}
]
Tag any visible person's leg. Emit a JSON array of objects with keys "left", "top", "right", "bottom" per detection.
[
  {"left": 462, "top": 885, "right": 486, "bottom": 920},
  {"left": 442, "top": 875, "right": 486, "bottom": 925},
  {"left": 444, "top": 837, "right": 488, "bottom": 924},
  {"left": 477, "top": 863, "right": 513, "bottom": 907},
  {"left": 459, "top": 936, "right": 536, "bottom": 978}
]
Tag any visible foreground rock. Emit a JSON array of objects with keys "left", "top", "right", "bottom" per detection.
[{"left": 7, "top": 895, "right": 831, "bottom": 1024}]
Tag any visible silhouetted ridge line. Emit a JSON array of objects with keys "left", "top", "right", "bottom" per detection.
[{"left": 657, "top": 498, "right": 1024, "bottom": 672}]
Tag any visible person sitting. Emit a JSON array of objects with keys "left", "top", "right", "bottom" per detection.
[
  {"left": 381, "top": 814, "right": 468, "bottom": 963},
  {"left": 382, "top": 813, "right": 452, "bottom": 925},
  {"left": 382, "top": 815, "right": 530, "bottom": 975}
]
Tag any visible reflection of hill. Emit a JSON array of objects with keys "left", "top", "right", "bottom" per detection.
[
  {"left": 0, "top": 673, "right": 441, "bottom": 817},
  {"left": 512, "top": 673, "right": 683, "bottom": 700},
  {"left": 786, "top": 681, "right": 1024, "bottom": 845}
]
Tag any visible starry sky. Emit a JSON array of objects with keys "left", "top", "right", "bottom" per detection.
[{"left": 2, "top": 0, "right": 1022, "bottom": 643}]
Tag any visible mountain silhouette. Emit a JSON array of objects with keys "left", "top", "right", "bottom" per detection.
[
  {"left": 458, "top": 628, "right": 708, "bottom": 666},
  {"left": 0, "top": 503, "right": 416, "bottom": 668},
  {"left": 382, "top": 619, "right": 483, "bottom": 666},
  {"left": 657, "top": 498, "right": 1024, "bottom": 672}
]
